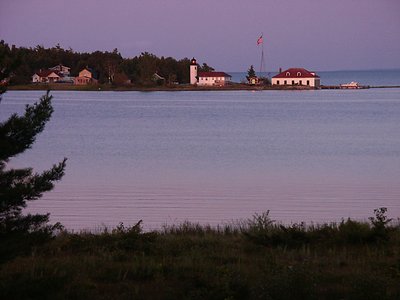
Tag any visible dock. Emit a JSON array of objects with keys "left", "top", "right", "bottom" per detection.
[{"left": 321, "top": 85, "right": 370, "bottom": 90}]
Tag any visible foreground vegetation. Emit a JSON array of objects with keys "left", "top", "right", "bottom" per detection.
[{"left": 1, "top": 209, "right": 399, "bottom": 299}]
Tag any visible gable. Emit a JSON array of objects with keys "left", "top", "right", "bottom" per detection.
[
  {"left": 34, "top": 70, "right": 61, "bottom": 78},
  {"left": 79, "top": 69, "right": 92, "bottom": 78},
  {"left": 47, "top": 72, "right": 60, "bottom": 78}
]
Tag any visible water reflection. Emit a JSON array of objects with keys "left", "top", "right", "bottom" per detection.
[{"left": 1, "top": 90, "right": 399, "bottom": 230}]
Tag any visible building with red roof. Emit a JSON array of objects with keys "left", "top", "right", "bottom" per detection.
[
  {"left": 272, "top": 68, "right": 320, "bottom": 88},
  {"left": 190, "top": 57, "right": 231, "bottom": 86},
  {"left": 32, "top": 69, "right": 62, "bottom": 83},
  {"left": 32, "top": 64, "right": 73, "bottom": 84}
]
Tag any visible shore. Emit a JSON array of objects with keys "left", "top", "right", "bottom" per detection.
[
  {"left": 1, "top": 211, "right": 399, "bottom": 299},
  {"left": 7, "top": 83, "right": 318, "bottom": 92},
  {"left": 7, "top": 83, "right": 400, "bottom": 92}
]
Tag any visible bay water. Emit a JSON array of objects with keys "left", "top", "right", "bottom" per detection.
[{"left": 1, "top": 83, "right": 400, "bottom": 231}]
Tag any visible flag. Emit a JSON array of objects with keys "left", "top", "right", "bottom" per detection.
[{"left": 257, "top": 35, "right": 263, "bottom": 45}]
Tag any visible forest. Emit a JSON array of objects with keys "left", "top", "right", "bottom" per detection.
[{"left": 0, "top": 40, "right": 214, "bottom": 86}]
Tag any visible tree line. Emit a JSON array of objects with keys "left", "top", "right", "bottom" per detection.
[{"left": 0, "top": 40, "right": 213, "bottom": 86}]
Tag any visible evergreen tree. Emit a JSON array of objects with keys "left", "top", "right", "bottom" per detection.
[
  {"left": 246, "top": 65, "right": 256, "bottom": 81},
  {"left": 198, "top": 63, "right": 215, "bottom": 73},
  {"left": 0, "top": 90, "right": 67, "bottom": 237},
  {"left": 1, "top": 41, "right": 213, "bottom": 86}
]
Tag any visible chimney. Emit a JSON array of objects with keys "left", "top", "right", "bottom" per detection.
[{"left": 279, "top": 67, "right": 282, "bottom": 73}]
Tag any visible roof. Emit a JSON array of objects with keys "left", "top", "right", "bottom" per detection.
[
  {"left": 80, "top": 68, "right": 98, "bottom": 79},
  {"left": 152, "top": 73, "right": 165, "bottom": 80},
  {"left": 198, "top": 72, "right": 231, "bottom": 78},
  {"left": 273, "top": 68, "right": 319, "bottom": 79},
  {"left": 50, "top": 64, "right": 71, "bottom": 71},
  {"left": 81, "top": 67, "right": 94, "bottom": 74},
  {"left": 34, "top": 69, "right": 61, "bottom": 78}
]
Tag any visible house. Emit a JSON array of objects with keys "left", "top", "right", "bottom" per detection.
[
  {"left": 272, "top": 68, "right": 320, "bottom": 87},
  {"left": 32, "top": 64, "right": 73, "bottom": 84},
  {"left": 248, "top": 76, "right": 260, "bottom": 85},
  {"left": 152, "top": 72, "right": 166, "bottom": 85},
  {"left": 74, "top": 68, "right": 98, "bottom": 85},
  {"left": 32, "top": 70, "right": 61, "bottom": 83},
  {"left": 198, "top": 72, "right": 232, "bottom": 86},
  {"left": 50, "top": 64, "right": 71, "bottom": 76},
  {"left": 190, "top": 58, "right": 231, "bottom": 86}
]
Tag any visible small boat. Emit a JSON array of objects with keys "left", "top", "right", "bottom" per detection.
[{"left": 340, "top": 81, "right": 362, "bottom": 89}]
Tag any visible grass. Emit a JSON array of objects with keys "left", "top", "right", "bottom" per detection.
[{"left": 1, "top": 209, "right": 399, "bottom": 299}]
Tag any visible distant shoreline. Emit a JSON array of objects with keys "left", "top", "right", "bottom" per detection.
[{"left": 7, "top": 83, "right": 400, "bottom": 92}]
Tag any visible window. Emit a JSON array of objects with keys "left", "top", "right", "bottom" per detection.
[
  {"left": 307, "top": 80, "right": 310, "bottom": 85},
  {"left": 299, "top": 80, "right": 302, "bottom": 85},
  {"left": 292, "top": 80, "right": 295, "bottom": 85},
  {"left": 277, "top": 80, "right": 280, "bottom": 85},
  {"left": 297, "top": 72, "right": 301, "bottom": 76},
  {"left": 284, "top": 80, "right": 287, "bottom": 85},
  {"left": 286, "top": 72, "right": 290, "bottom": 76}
]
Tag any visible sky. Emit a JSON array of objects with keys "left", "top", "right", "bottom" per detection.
[{"left": 1, "top": 0, "right": 399, "bottom": 72}]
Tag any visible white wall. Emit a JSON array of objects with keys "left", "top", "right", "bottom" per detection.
[
  {"left": 198, "top": 76, "right": 229, "bottom": 86},
  {"left": 272, "top": 77, "right": 320, "bottom": 87},
  {"left": 190, "top": 65, "right": 197, "bottom": 85},
  {"left": 32, "top": 74, "right": 40, "bottom": 83}
]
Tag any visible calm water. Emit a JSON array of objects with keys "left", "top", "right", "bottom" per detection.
[{"left": 1, "top": 86, "right": 400, "bottom": 230}]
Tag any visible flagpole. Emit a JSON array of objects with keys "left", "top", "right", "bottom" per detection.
[{"left": 259, "top": 32, "right": 265, "bottom": 78}]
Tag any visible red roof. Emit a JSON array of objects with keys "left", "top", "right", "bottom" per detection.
[
  {"left": 198, "top": 72, "right": 231, "bottom": 78},
  {"left": 273, "top": 68, "right": 319, "bottom": 79},
  {"left": 35, "top": 69, "right": 61, "bottom": 78}
]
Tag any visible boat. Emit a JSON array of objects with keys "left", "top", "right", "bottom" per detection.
[{"left": 340, "top": 81, "right": 362, "bottom": 89}]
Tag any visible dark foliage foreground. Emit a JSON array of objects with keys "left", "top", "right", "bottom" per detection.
[
  {"left": 0, "top": 91, "right": 67, "bottom": 262},
  {"left": 1, "top": 209, "right": 399, "bottom": 300}
]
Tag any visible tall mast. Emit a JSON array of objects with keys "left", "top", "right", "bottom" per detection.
[{"left": 259, "top": 33, "right": 266, "bottom": 77}]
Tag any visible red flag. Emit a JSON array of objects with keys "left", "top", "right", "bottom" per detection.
[{"left": 257, "top": 35, "right": 263, "bottom": 45}]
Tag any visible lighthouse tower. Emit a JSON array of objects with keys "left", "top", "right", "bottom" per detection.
[{"left": 190, "top": 58, "right": 198, "bottom": 85}]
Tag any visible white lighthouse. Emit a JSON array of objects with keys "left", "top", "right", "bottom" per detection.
[{"left": 190, "top": 57, "right": 198, "bottom": 85}]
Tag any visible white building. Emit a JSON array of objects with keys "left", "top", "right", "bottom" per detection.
[
  {"left": 50, "top": 64, "right": 71, "bottom": 76},
  {"left": 190, "top": 57, "right": 231, "bottom": 86},
  {"left": 190, "top": 58, "right": 198, "bottom": 85},
  {"left": 32, "top": 70, "right": 61, "bottom": 83},
  {"left": 272, "top": 68, "right": 320, "bottom": 87},
  {"left": 197, "top": 72, "right": 232, "bottom": 86}
]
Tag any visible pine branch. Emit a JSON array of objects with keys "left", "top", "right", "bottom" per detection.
[{"left": 0, "top": 90, "right": 53, "bottom": 161}]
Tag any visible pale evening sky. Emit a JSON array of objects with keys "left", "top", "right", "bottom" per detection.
[{"left": 0, "top": 0, "right": 399, "bottom": 72}]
